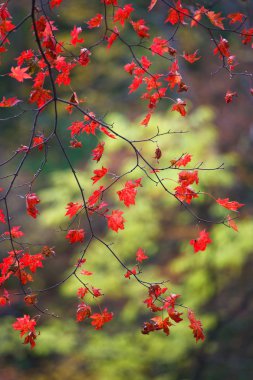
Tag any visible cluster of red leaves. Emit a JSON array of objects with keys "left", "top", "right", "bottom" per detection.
[
  {"left": 142, "top": 286, "right": 204, "bottom": 342},
  {"left": 0, "top": 249, "right": 45, "bottom": 286}
]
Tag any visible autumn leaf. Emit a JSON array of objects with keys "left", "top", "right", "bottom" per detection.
[
  {"left": 117, "top": 179, "right": 142, "bottom": 207},
  {"left": 165, "top": 1, "right": 190, "bottom": 25},
  {"left": 65, "top": 202, "right": 82, "bottom": 219},
  {"left": 188, "top": 309, "right": 205, "bottom": 342},
  {"left": 171, "top": 153, "right": 192, "bottom": 168},
  {"left": 228, "top": 13, "right": 245, "bottom": 25},
  {"left": 66, "top": 229, "right": 85, "bottom": 244},
  {"left": 216, "top": 198, "right": 244, "bottom": 211},
  {"left": 207, "top": 11, "right": 224, "bottom": 29},
  {"left": 148, "top": 0, "right": 158, "bottom": 11},
  {"left": 225, "top": 91, "right": 237, "bottom": 104},
  {"left": 90, "top": 308, "right": 113, "bottom": 330},
  {"left": 106, "top": 210, "right": 125, "bottom": 232},
  {"left": 0, "top": 96, "right": 21, "bottom": 107},
  {"left": 91, "top": 166, "right": 108, "bottom": 184},
  {"left": 26, "top": 193, "right": 40, "bottom": 219},
  {"left": 171, "top": 99, "right": 187, "bottom": 116},
  {"left": 227, "top": 215, "right": 238, "bottom": 232},
  {"left": 76, "top": 303, "right": 91, "bottom": 322},
  {"left": 70, "top": 26, "right": 84, "bottom": 46},
  {"left": 136, "top": 248, "right": 148, "bottom": 263},
  {"left": 113, "top": 4, "right": 134, "bottom": 26},
  {"left": 182, "top": 50, "right": 201, "bottom": 63},
  {"left": 87, "top": 14, "right": 103, "bottom": 29},
  {"left": 9, "top": 66, "right": 32, "bottom": 82},
  {"left": 190, "top": 230, "right": 212, "bottom": 253}
]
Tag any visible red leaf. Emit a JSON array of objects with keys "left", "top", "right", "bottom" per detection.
[
  {"left": 65, "top": 202, "right": 82, "bottom": 219},
  {"left": 225, "top": 91, "right": 237, "bottom": 104},
  {"left": 70, "top": 26, "right": 84, "bottom": 46},
  {"left": 76, "top": 303, "right": 91, "bottom": 322},
  {"left": 227, "top": 215, "right": 238, "bottom": 232},
  {"left": 117, "top": 179, "right": 142, "bottom": 207},
  {"left": 90, "top": 308, "right": 113, "bottom": 330},
  {"left": 207, "top": 11, "right": 224, "bottom": 30},
  {"left": 171, "top": 99, "right": 187, "bottom": 116},
  {"left": 228, "top": 13, "right": 245, "bottom": 24},
  {"left": 106, "top": 210, "right": 125, "bottom": 232},
  {"left": 26, "top": 193, "right": 40, "bottom": 219},
  {"left": 66, "top": 229, "right": 85, "bottom": 244},
  {"left": 91, "top": 166, "right": 108, "bottom": 184},
  {"left": 182, "top": 50, "right": 201, "bottom": 64},
  {"left": 188, "top": 309, "right": 205, "bottom": 342},
  {"left": 216, "top": 198, "right": 244, "bottom": 211},
  {"left": 148, "top": 0, "right": 158, "bottom": 11},
  {"left": 165, "top": 1, "right": 190, "bottom": 25},
  {"left": 113, "top": 4, "right": 134, "bottom": 26},
  {"left": 136, "top": 248, "right": 148, "bottom": 263},
  {"left": 87, "top": 14, "right": 103, "bottom": 29},
  {"left": 0, "top": 96, "right": 21, "bottom": 107},
  {"left": 190, "top": 230, "right": 212, "bottom": 253},
  {"left": 9, "top": 66, "right": 32, "bottom": 82}
]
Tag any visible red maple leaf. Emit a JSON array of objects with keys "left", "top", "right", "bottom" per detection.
[
  {"left": 182, "top": 50, "right": 201, "bottom": 63},
  {"left": 188, "top": 309, "right": 205, "bottom": 342},
  {"left": 70, "top": 26, "right": 84, "bottom": 46},
  {"left": 124, "top": 266, "right": 137, "bottom": 279},
  {"left": 216, "top": 198, "right": 244, "bottom": 211},
  {"left": 171, "top": 153, "right": 192, "bottom": 168},
  {"left": 131, "top": 19, "right": 150, "bottom": 38},
  {"left": 213, "top": 37, "right": 230, "bottom": 58},
  {"left": 227, "top": 215, "right": 238, "bottom": 232},
  {"left": 117, "top": 178, "right": 142, "bottom": 207},
  {"left": 228, "top": 13, "right": 245, "bottom": 24},
  {"left": 114, "top": 4, "right": 134, "bottom": 26},
  {"left": 26, "top": 193, "right": 40, "bottom": 219},
  {"left": 76, "top": 303, "right": 91, "bottom": 322},
  {"left": 148, "top": 0, "right": 158, "bottom": 11},
  {"left": 66, "top": 229, "right": 85, "bottom": 244},
  {"left": 165, "top": 1, "right": 190, "bottom": 25},
  {"left": 136, "top": 248, "right": 148, "bottom": 263},
  {"left": 91, "top": 166, "right": 108, "bottom": 184},
  {"left": 207, "top": 11, "right": 224, "bottom": 30},
  {"left": 32, "top": 135, "right": 44, "bottom": 151},
  {"left": 190, "top": 230, "right": 212, "bottom": 253},
  {"left": 171, "top": 98, "right": 187, "bottom": 116},
  {"left": 106, "top": 210, "right": 125, "bottom": 232},
  {"left": 65, "top": 202, "right": 82, "bottom": 218},
  {"left": 90, "top": 308, "right": 113, "bottom": 330},
  {"left": 9, "top": 66, "right": 32, "bottom": 82},
  {"left": 106, "top": 27, "right": 119, "bottom": 49},
  {"left": 0, "top": 96, "right": 21, "bottom": 107},
  {"left": 225, "top": 90, "right": 237, "bottom": 103},
  {"left": 87, "top": 14, "right": 103, "bottom": 29},
  {"left": 92, "top": 142, "right": 105, "bottom": 162},
  {"left": 4, "top": 226, "right": 24, "bottom": 239}
]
